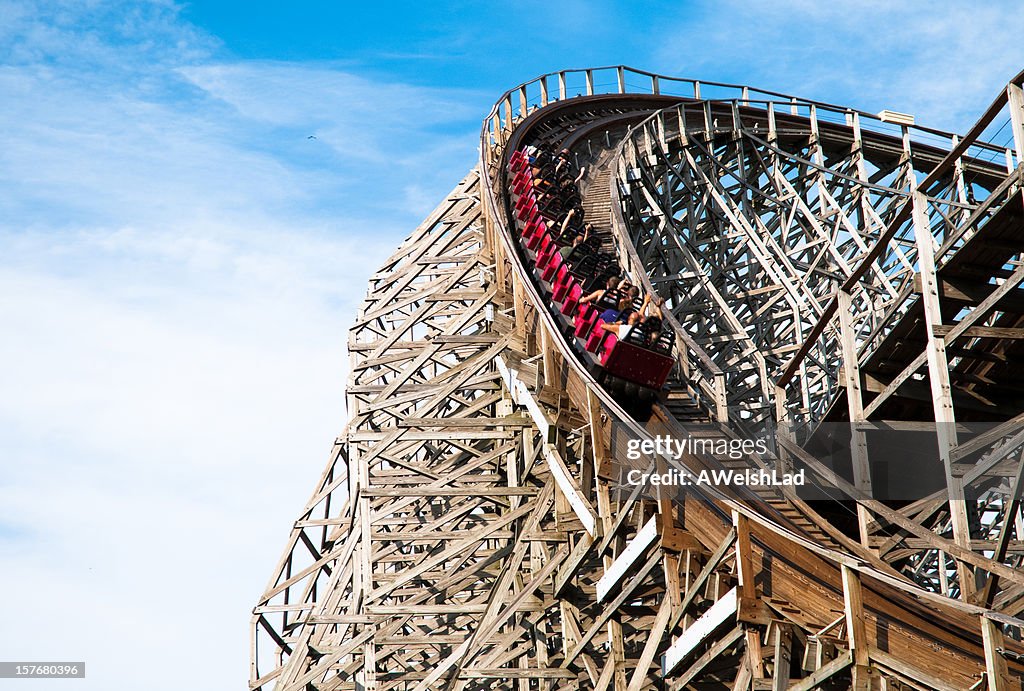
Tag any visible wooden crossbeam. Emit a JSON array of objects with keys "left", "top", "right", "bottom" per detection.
[{"left": 663, "top": 587, "right": 739, "bottom": 674}]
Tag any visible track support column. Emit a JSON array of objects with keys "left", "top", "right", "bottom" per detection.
[
  {"left": 837, "top": 289, "right": 874, "bottom": 548},
  {"left": 911, "top": 189, "right": 975, "bottom": 600},
  {"left": 982, "top": 616, "right": 1011, "bottom": 691}
]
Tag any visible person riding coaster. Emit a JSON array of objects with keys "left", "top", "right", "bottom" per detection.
[{"left": 600, "top": 293, "right": 664, "bottom": 347}]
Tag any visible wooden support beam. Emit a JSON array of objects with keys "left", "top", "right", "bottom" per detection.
[
  {"left": 788, "top": 650, "right": 854, "bottom": 691},
  {"left": 496, "top": 355, "right": 555, "bottom": 443},
  {"left": 669, "top": 625, "right": 745, "bottom": 686},
  {"left": 932, "top": 325, "right": 1024, "bottom": 340},
  {"left": 563, "top": 552, "right": 662, "bottom": 667},
  {"left": 841, "top": 564, "right": 873, "bottom": 689},
  {"left": 981, "top": 616, "right": 1011, "bottom": 691},
  {"left": 545, "top": 443, "right": 599, "bottom": 536},
  {"left": 980, "top": 449, "right": 1024, "bottom": 607},
  {"left": 670, "top": 527, "right": 737, "bottom": 632},
  {"left": 911, "top": 188, "right": 975, "bottom": 600},
  {"left": 597, "top": 516, "right": 658, "bottom": 601},
  {"left": 627, "top": 596, "right": 673, "bottom": 691},
  {"left": 553, "top": 532, "right": 596, "bottom": 595},
  {"left": 914, "top": 274, "right": 1024, "bottom": 314},
  {"left": 838, "top": 289, "right": 874, "bottom": 547},
  {"left": 734, "top": 510, "right": 770, "bottom": 627},
  {"left": 771, "top": 623, "right": 793, "bottom": 691},
  {"left": 663, "top": 587, "right": 739, "bottom": 674},
  {"left": 865, "top": 258, "right": 1024, "bottom": 419}
]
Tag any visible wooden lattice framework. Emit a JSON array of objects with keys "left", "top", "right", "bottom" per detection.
[{"left": 252, "top": 67, "right": 1024, "bottom": 691}]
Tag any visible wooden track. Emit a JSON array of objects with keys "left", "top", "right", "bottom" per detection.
[{"left": 252, "top": 67, "right": 1024, "bottom": 690}]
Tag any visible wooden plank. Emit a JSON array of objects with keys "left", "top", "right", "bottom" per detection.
[
  {"left": 933, "top": 325, "right": 1024, "bottom": 340},
  {"left": 596, "top": 516, "right": 658, "bottom": 601},
  {"left": 627, "top": 596, "right": 673, "bottom": 691},
  {"left": 871, "top": 649, "right": 963, "bottom": 691},
  {"left": 981, "top": 616, "right": 1011, "bottom": 690},
  {"left": 398, "top": 416, "right": 534, "bottom": 427},
  {"left": 545, "top": 443, "right": 599, "bottom": 536},
  {"left": 662, "top": 587, "right": 739, "bottom": 673},
  {"left": 841, "top": 565, "right": 869, "bottom": 668},
  {"left": 787, "top": 650, "right": 854, "bottom": 691},
  {"left": 360, "top": 487, "right": 538, "bottom": 497},
  {"left": 563, "top": 552, "right": 662, "bottom": 666},
  {"left": 459, "top": 669, "right": 576, "bottom": 679},
  {"left": 669, "top": 625, "right": 744, "bottom": 686}
]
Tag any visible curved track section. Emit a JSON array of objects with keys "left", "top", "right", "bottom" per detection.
[{"left": 252, "top": 67, "right": 1024, "bottom": 690}]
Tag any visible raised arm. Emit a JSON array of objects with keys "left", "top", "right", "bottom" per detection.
[
  {"left": 639, "top": 292, "right": 652, "bottom": 316},
  {"left": 646, "top": 295, "right": 664, "bottom": 320},
  {"left": 559, "top": 208, "right": 576, "bottom": 236}
]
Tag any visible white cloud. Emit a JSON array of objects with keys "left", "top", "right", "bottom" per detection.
[
  {"left": 0, "top": 3, "right": 480, "bottom": 690},
  {"left": 0, "top": 218, "right": 395, "bottom": 690},
  {"left": 177, "top": 61, "right": 484, "bottom": 211},
  {"left": 652, "top": 0, "right": 1024, "bottom": 133}
]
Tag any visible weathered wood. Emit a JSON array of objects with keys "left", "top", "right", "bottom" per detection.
[
  {"left": 596, "top": 516, "right": 658, "bottom": 601},
  {"left": 663, "top": 587, "right": 739, "bottom": 673}
]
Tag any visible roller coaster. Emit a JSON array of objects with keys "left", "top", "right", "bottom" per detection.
[{"left": 251, "top": 67, "right": 1024, "bottom": 690}]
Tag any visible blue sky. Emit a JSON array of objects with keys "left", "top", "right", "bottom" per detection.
[{"left": 0, "top": 1, "right": 1021, "bottom": 689}]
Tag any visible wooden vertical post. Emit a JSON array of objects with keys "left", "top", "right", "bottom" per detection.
[
  {"left": 734, "top": 511, "right": 765, "bottom": 680},
  {"left": 540, "top": 327, "right": 557, "bottom": 388},
  {"left": 503, "top": 95, "right": 514, "bottom": 139},
  {"left": 841, "top": 565, "right": 872, "bottom": 689},
  {"left": 981, "top": 616, "right": 1010, "bottom": 691},
  {"left": 838, "top": 289, "right": 874, "bottom": 547},
  {"left": 714, "top": 372, "right": 729, "bottom": 424},
  {"left": 771, "top": 623, "right": 793, "bottom": 691},
  {"left": 356, "top": 444, "right": 376, "bottom": 688},
  {"left": 1006, "top": 82, "right": 1024, "bottom": 166},
  {"left": 911, "top": 189, "right": 975, "bottom": 599},
  {"left": 774, "top": 385, "right": 793, "bottom": 476}
]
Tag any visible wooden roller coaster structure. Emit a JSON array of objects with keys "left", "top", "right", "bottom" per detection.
[{"left": 251, "top": 67, "right": 1024, "bottom": 690}]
